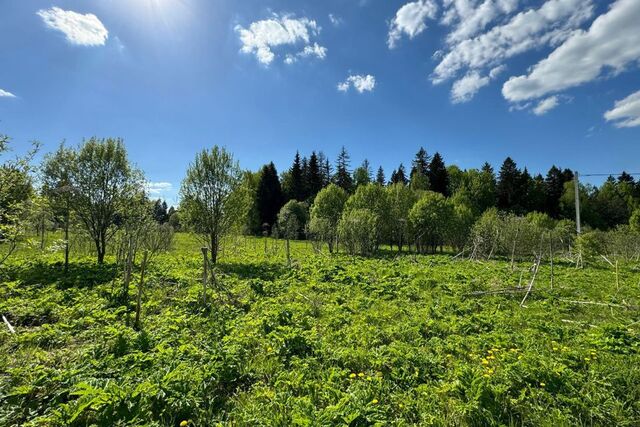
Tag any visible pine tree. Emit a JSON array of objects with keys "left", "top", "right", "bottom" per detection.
[
  {"left": 428, "top": 152, "right": 449, "bottom": 196},
  {"left": 333, "top": 146, "right": 353, "bottom": 192},
  {"left": 497, "top": 157, "right": 521, "bottom": 212},
  {"left": 376, "top": 166, "right": 386, "bottom": 185},
  {"left": 256, "top": 162, "right": 284, "bottom": 233}
]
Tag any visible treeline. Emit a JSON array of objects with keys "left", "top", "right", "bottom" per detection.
[
  {"left": 237, "top": 146, "right": 639, "bottom": 236},
  {"left": 1, "top": 134, "right": 639, "bottom": 268}
]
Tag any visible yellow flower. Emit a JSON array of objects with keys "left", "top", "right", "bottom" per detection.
[
  {"left": 371, "top": 399, "right": 379, "bottom": 404},
  {"left": 481, "top": 359, "right": 489, "bottom": 365},
  {"left": 483, "top": 374, "right": 490, "bottom": 378},
  {"left": 366, "top": 376, "right": 372, "bottom": 381},
  {"left": 584, "top": 357, "right": 591, "bottom": 362},
  {"left": 518, "top": 355, "right": 523, "bottom": 360},
  {"left": 540, "top": 383, "right": 546, "bottom": 387},
  {"left": 180, "top": 421, "right": 188, "bottom": 427},
  {"left": 553, "top": 347, "right": 559, "bottom": 351},
  {"left": 358, "top": 372, "right": 365, "bottom": 378},
  {"left": 349, "top": 373, "right": 356, "bottom": 379}
]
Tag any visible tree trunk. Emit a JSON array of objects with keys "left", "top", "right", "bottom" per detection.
[
  {"left": 64, "top": 214, "right": 69, "bottom": 272},
  {"left": 134, "top": 251, "right": 148, "bottom": 329}
]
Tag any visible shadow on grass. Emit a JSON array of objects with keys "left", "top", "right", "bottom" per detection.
[{"left": 3, "top": 260, "right": 118, "bottom": 289}]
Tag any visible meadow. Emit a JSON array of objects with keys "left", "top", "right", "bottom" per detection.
[{"left": 1, "top": 234, "right": 640, "bottom": 426}]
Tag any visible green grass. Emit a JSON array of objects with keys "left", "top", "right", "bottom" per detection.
[{"left": 1, "top": 233, "right": 640, "bottom": 426}]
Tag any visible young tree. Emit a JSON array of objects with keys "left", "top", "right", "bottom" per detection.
[
  {"left": 71, "top": 138, "right": 142, "bottom": 264},
  {"left": 409, "top": 191, "right": 454, "bottom": 253},
  {"left": 256, "top": 162, "right": 284, "bottom": 233},
  {"left": 428, "top": 152, "right": 449, "bottom": 196},
  {"left": 42, "top": 143, "right": 76, "bottom": 270},
  {"left": 353, "top": 159, "right": 372, "bottom": 188},
  {"left": 387, "top": 183, "right": 418, "bottom": 251},
  {"left": 180, "top": 146, "right": 243, "bottom": 263},
  {"left": 309, "top": 184, "right": 348, "bottom": 253},
  {"left": 278, "top": 200, "right": 308, "bottom": 265},
  {"left": 333, "top": 146, "right": 353, "bottom": 192},
  {"left": 0, "top": 135, "right": 37, "bottom": 266},
  {"left": 344, "top": 183, "right": 391, "bottom": 246},
  {"left": 338, "top": 209, "right": 378, "bottom": 256}
]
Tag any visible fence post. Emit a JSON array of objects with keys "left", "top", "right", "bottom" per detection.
[{"left": 201, "top": 247, "right": 208, "bottom": 306}]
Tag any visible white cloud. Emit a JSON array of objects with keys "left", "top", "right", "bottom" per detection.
[
  {"left": 451, "top": 72, "right": 490, "bottom": 103},
  {"left": 0, "top": 89, "right": 16, "bottom": 98},
  {"left": 442, "top": 0, "right": 520, "bottom": 44},
  {"left": 37, "top": 7, "right": 108, "bottom": 46},
  {"left": 604, "top": 90, "right": 640, "bottom": 128},
  {"left": 432, "top": 0, "right": 593, "bottom": 84},
  {"left": 328, "top": 14, "right": 343, "bottom": 26},
  {"left": 503, "top": 0, "right": 640, "bottom": 102},
  {"left": 532, "top": 96, "right": 560, "bottom": 115},
  {"left": 145, "top": 181, "right": 173, "bottom": 195},
  {"left": 235, "top": 14, "right": 326, "bottom": 65},
  {"left": 338, "top": 74, "right": 376, "bottom": 93},
  {"left": 388, "top": 0, "right": 438, "bottom": 49},
  {"left": 284, "top": 43, "right": 328, "bottom": 64}
]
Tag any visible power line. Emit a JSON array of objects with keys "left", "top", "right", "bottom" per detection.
[{"left": 580, "top": 172, "right": 640, "bottom": 177}]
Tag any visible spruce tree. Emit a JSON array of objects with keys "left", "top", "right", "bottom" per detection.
[
  {"left": 333, "top": 146, "right": 353, "bottom": 192},
  {"left": 390, "top": 163, "right": 408, "bottom": 185},
  {"left": 307, "top": 151, "right": 323, "bottom": 200},
  {"left": 410, "top": 147, "right": 430, "bottom": 190},
  {"left": 497, "top": 157, "right": 521, "bottom": 212},
  {"left": 544, "top": 166, "right": 571, "bottom": 218},
  {"left": 428, "top": 152, "right": 449, "bottom": 196},
  {"left": 256, "top": 162, "right": 284, "bottom": 233},
  {"left": 376, "top": 166, "right": 386, "bottom": 185},
  {"left": 285, "top": 151, "right": 305, "bottom": 201}
]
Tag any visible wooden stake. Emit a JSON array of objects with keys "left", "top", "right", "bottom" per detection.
[
  {"left": 201, "top": 247, "right": 208, "bottom": 306},
  {"left": 134, "top": 251, "right": 148, "bottom": 329},
  {"left": 3, "top": 315, "right": 15, "bottom": 334}
]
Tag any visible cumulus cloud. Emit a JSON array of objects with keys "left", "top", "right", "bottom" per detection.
[
  {"left": 451, "top": 72, "right": 490, "bottom": 103},
  {"left": 235, "top": 14, "right": 326, "bottom": 65},
  {"left": 388, "top": 0, "right": 438, "bottom": 49},
  {"left": 532, "top": 96, "right": 560, "bottom": 115},
  {"left": 37, "top": 7, "right": 108, "bottom": 46},
  {"left": 604, "top": 90, "right": 640, "bottom": 128},
  {"left": 145, "top": 182, "right": 173, "bottom": 195},
  {"left": 432, "top": 0, "right": 593, "bottom": 84},
  {"left": 0, "top": 89, "right": 16, "bottom": 98},
  {"left": 503, "top": 0, "right": 640, "bottom": 103},
  {"left": 337, "top": 75, "right": 376, "bottom": 93},
  {"left": 442, "top": 0, "right": 520, "bottom": 44}
]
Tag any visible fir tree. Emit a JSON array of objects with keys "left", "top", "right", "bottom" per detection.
[
  {"left": 390, "top": 163, "right": 408, "bottom": 185},
  {"left": 285, "top": 151, "right": 305, "bottom": 201}
]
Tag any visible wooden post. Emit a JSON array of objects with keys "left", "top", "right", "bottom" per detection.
[
  {"left": 134, "top": 251, "right": 148, "bottom": 329},
  {"left": 201, "top": 247, "right": 208, "bottom": 305},
  {"left": 286, "top": 238, "right": 291, "bottom": 267},
  {"left": 615, "top": 260, "right": 620, "bottom": 291}
]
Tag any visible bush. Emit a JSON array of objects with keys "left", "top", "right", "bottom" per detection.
[
  {"left": 338, "top": 209, "right": 378, "bottom": 256},
  {"left": 409, "top": 192, "right": 454, "bottom": 253}
]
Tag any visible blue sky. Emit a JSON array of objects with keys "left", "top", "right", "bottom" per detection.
[{"left": 1, "top": 0, "right": 639, "bottom": 205}]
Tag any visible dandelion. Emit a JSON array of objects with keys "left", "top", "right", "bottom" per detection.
[
  {"left": 481, "top": 359, "right": 489, "bottom": 365},
  {"left": 358, "top": 372, "right": 365, "bottom": 378},
  {"left": 180, "top": 421, "right": 188, "bottom": 427},
  {"left": 349, "top": 373, "right": 356, "bottom": 379},
  {"left": 371, "top": 399, "right": 379, "bottom": 404},
  {"left": 584, "top": 357, "right": 591, "bottom": 362},
  {"left": 483, "top": 374, "right": 490, "bottom": 378},
  {"left": 540, "top": 382, "right": 546, "bottom": 387},
  {"left": 366, "top": 376, "right": 372, "bottom": 381},
  {"left": 553, "top": 347, "right": 559, "bottom": 351}
]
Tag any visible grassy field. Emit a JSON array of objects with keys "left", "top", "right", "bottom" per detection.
[{"left": 1, "top": 234, "right": 640, "bottom": 426}]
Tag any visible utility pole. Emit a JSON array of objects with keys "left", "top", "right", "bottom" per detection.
[{"left": 574, "top": 171, "right": 581, "bottom": 235}]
